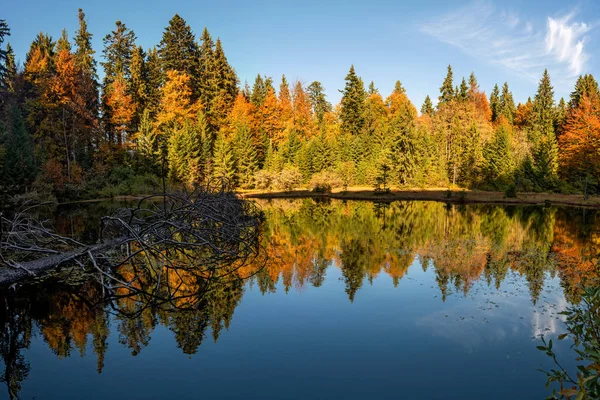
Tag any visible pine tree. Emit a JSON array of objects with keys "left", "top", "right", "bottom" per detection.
[
  {"left": 340, "top": 65, "right": 366, "bottom": 135},
  {"left": 438, "top": 65, "right": 454, "bottom": 105},
  {"left": 421, "top": 95, "right": 434, "bottom": 115},
  {"left": 158, "top": 14, "right": 199, "bottom": 97},
  {"left": 499, "top": 82, "right": 516, "bottom": 123},
  {"left": 489, "top": 84, "right": 500, "bottom": 123}
]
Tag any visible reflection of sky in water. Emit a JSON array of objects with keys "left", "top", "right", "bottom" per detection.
[{"left": 415, "top": 270, "right": 568, "bottom": 352}]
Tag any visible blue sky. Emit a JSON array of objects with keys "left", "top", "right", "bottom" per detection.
[{"left": 4, "top": 0, "right": 600, "bottom": 108}]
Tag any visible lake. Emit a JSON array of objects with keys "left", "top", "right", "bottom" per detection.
[{"left": 1, "top": 198, "right": 597, "bottom": 399}]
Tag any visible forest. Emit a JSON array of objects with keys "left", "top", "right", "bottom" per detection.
[{"left": 0, "top": 10, "right": 599, "bottom": 201}]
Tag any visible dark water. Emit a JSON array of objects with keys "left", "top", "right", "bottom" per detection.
[{"left": 2, "top": 198, "right": 599, "bottom": 399}]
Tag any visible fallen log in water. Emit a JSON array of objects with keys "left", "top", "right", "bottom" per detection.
[
  {"left": 0, "top": 236, "right": 128, "bottom": 286},
  {"left": 0, "top": 185, "right": 265, "bottom": 288}
]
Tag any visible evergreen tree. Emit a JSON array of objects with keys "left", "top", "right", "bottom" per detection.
[
  {"left": 208, "top": 39, "right": 238, "bottom": 126},
  {"left": 483, "top": 123, "right": 514, "bottom": 187},
  {"left": 198, "top": 27, "right": 215, "bottom": 106},
  {"left": 145, "top": 47, "right": 162, "bottom": 116},
  {"left": 1, "top": 105, "right": 35, "bottom": 192},
  {"left": 458, "top": 78, "right": 469, "bottom": 101},
  {"left": 56, "top": 29, "right": 71, "bottom": 53},
  {"left": 0, "top": 20, "right": 10, "bottom": 77},
  {"left": 135, "top": 108, "right": 159, "bottom": 173},
  {"left": 421, "top": 95, "right": 434, "bottom": 115},
  {"left": 368, "top": 81, "right": 378, "bottom": 95},
  {"left": 499, "top": 82, "right": 516, "bottom": 123},
  {"left": 74, "top": 9, "right": 96, "bottom": 77},
  {"left": 307, "top": 81, "right": 331, "bottom": 124},
  {"left": 340, "top": 65, "right": 366, "bottom": 135},
  {"left": 129, "top": 46, "right": 148, "bottom": 130},
  {"left": 102, "top": 20, "right": 135, "bottom": 83},
  {"left": 101, "top": 20, "right": 136, "bottom": 144},
  {"left": 212, "top": 134, "right": 235, "bottom": 182},
  {"left": 554, "top": 97, "right": 567, "bottom": 137},
  {"left": 531, "top": 69, "right": 558, "bottom": 180},
  {"left": 1, "top": 43, "right": 16, "bottom": 91},
  {"left": 158, "top": 14, "right": 199, "bottom": 97},
  {"left": 489, "top": 84, "right": 500, "bottom": 123},
  {"left": 394, "top": 80, "right": 406, "bottom": 94},
  {"left": 468, "top": 72, "right": 477, "bottom": 93},
  {"left": 569, "top": 74, "right": 599, "bottom": 110},
  {"left": 251, "top": 74, "right": 270, "bottom": 107},
  {"left": 438, "top": 65, "right": 454, "bottom": 105}
]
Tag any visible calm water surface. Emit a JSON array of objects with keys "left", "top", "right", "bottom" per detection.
[{"left": 2, "top": 199, "right": 598, "bottom": 399}]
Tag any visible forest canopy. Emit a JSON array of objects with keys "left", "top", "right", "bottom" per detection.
[{"left": 0, "top": 12, "right": 599, "bottom": 201}]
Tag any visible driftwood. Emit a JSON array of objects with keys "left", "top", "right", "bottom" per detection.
[{"left": 0, "top": 184, "right": 265, "bottom": 289}]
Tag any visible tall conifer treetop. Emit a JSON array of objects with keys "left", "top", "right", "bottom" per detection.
[{"left": 438, "top": 64, "right": 454, "bottom": 105}]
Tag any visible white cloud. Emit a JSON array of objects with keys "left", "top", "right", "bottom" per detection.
[{"left": 420, "top": 0, "right": 592, "bottom": 88}]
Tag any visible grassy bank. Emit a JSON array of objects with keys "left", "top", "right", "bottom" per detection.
[{"left": 240, "top": 187, "right": 600, "bottom": 208}]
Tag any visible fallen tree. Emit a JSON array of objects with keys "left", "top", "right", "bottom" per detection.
[{"left": 0, "top": 182, "right": 265, "bottom": 288}]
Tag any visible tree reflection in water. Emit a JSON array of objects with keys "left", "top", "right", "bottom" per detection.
[{"left": 1, "top": 199, "right": 599, "bottom": 399}]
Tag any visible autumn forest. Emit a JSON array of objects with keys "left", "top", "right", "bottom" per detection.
[{"left": 0, "top": 10, "right": 599, "bottom": 201}]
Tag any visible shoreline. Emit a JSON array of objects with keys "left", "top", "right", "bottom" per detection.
[
  {"left": 49, "top": 187, "right": 599, "bottom": 208},
  {"left": 240, "top": 187, "right": 600, "bottom": 208}
]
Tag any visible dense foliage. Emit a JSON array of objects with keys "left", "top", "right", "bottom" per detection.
[{"left": 0, "top": 13, "right": 599, "bottom": 200}]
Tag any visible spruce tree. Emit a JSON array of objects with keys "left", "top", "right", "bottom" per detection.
[
  {"left": 394, "top": 80, "right": 406, "bottom": 94},
  {"left": 129, "top": 46, "right": 148, "bottom": 130},
  {"left": 0, "top": 20, "right": 9, "bottom": 76},
  {"left": 340, "top": 65, "right": 366, "bottom": 135},
  {"left": 458, "top": 78, "right": 469, "bottom": 101},
  {"left": 368, "top": 81, "right": 378, "bottom": 95},
  {"left": 489, "top": 84, "right": 500, "bottom": 123},
  {"left": 307, "top": 81, "right": 331, "bottom": 124},
  {"left": 158, "top": 14, "right": 199, "bottom": 89},
  {"left": 56, "top": 29, "right": 71, "bottom": 53},
  {"left": 438, "top": 65, "right": 454, "bottom": 105},
  {"left": 499, "top": 82, "right": 516, "bottom": 123},
  {"left": 145, "top": 47, "right": 162, "bottom": 116},
  {"left": 251, "top": 74, "right": 267, "bottom": 107},
  {"left": 421, "top": 95, "right": 434, "bottom": 115},
  {"left": 212, "top": 135, "right": 235, "bottom": 183},
  {"left": 74, "top": 9, "right": 96, "bottom": 77},
  {"left": 484, "top": 123, "right": 514, "bottom": 187},
  {"left": 532, "top": 69, "right": 558, "bottom": 181},
  {"left": 209, "top": 38, "right": 238, "bottom": 125},
  {"left": 198, "top": 27, "right": 215, "bottom": 107},
  {"left": 2, "top": 105, "right": 35, "bottom": 192},
  {"left": 569, "top": 74, "right": 599, "bottom": 110},
  {"left": 1, "top": 42, "right": 16, "bottom": 91}
]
